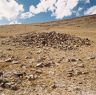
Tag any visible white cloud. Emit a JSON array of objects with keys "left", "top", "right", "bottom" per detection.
[
  {"left": 34, "top": 0, "right": 56, "bottom": 13},
  {"left": 0, "top": 0, "right": 24, "bottom": 21},
  {"left": 20, "top": 12, "right": 34, "bottom": 19},
  {"left": 53, "top": 0, "right": 79, "bottom": 19},
  {"left": 20, "top": 5, "right": 36, "bottom": 19},
  {"left": 0, "top": 0, "right": 93, "bottom": 25},
  {"left": 9, "top": 20, "right": 21, "bottom": 25},
  {"left": 21, "top": 0, "right": 79, "bottom": 19},
  {"left": 21, "top": 0, "right": 57, "bottom": 19},
  {"left": 80, "top": 0, "right": 90, "bottom": 3},
  {"left": 78, "top": 7, "right": 83, "bottom": 12},
  {"left": 75, "top": 7, "right": 83, "bottom": 16},
  {"left": 85, "top": 0, "right": 90, "bottom": 3},
  {"left": 84, "top": 6, "right": 96, "bottom": 15}
]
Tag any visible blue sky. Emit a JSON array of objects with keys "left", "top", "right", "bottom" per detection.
[{"left": 0, "top": 0, "right": 96, "bottom": 25}]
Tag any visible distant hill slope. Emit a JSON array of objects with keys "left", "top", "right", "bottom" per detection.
[
  {"left": 0, "top": 14, "right": 96, "bottom": 29},
  {"left": 0, "top": 15, "right": 96, "bottom": 41}
]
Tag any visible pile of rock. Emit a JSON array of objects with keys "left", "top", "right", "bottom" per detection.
[
  {"left": 10, "top": 31, "right": 91, "bottom": 50},
  {"left": 0, "top": 79, "right": 18, "bottom": 90},
  {"left": 67, "top": 68, "right": 89, "bottom": 77},
  {"left": 1, "top": 56, "right": 20, "bottom": 64},
  {"left": 36, "top": 60, "right": 55, "bottom": 68}
]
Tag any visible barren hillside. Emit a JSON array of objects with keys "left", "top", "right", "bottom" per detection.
[{"left": 0, "top": 15, "right": 96, "bottom": 95}]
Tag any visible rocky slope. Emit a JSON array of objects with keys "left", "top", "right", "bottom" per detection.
[
  {"left": 6, "top": 31, "right": 91, "bottom": 50},
  {"left": 0, "top": 15, "right": 96, "bottom": 95}
]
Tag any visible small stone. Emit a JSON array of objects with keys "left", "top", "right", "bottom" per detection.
[
  {"left": 78, "top": 64, "right": 85, "bottom": 68},
  {"left": 36, "top": 49, "right": 42, "bottom": 54},
  {"left": 44, "top": 62, "right": 52, "bottom": 67},
  {"left": 25, "top": 56, "right": 31, "bottom": 59},
  {"left": 78, "top": 82, "right": 83, "bottom": 84},
  {"left": 36, "top": 62, "right": 43, "bottom": 68},
  {"left": 7, "top": 48, "right": 12, "bottom": 51},
  {"left": 14, "top": 72, "right": 26, "bottom": 78},
  {"left": 35, "top": 70, "right": 42, "bottom": 74},
  {"left": 58, "top": 57, "right": 65, "bottom": 63},
  {"left": 51, "top": 84, "right": 57, "bottom": 89},
  {"left": 67, "top": 72, "right": 74, "bottom": 77},
  {"left": 25, "top": 56, "right": 28, "bottom": 59},
  {"left": 90, "top": 57, "right": 95, "bottom": 59},
  {"left": 82, "top": 71, "right": 89, "bottom": 75},
  {"left": 12, "top": 60, "right": 19, "bottom": 64},
  {"left": 10, "top": 84, "right": 18, "bottom": 91},
  {"left": 20, "top": 64, "right": 27, "bottom": 69},
  {"left": 87, "top": 56, "right": 96, "bottom": 60},
  {"left": 3, "top": 82, "right": 18, "bottom": 91},
  {"left": 26, "top": 74, "right": 38, "bottom": 81},
  {"left": 74, "top": 70, "right": 82, "bottom": 76},
  {"left": 73, "top": 87, "right": 81, "bottom": 91},
  {"left": 68, "top": 58, "right": 82, "bottom": 63},
  {"left": 28, "top": 58, "right": 35, "bottom": 64},
  {"left": 67, "top": 69, "right": 74, "bottom": 77},
  {"left": 5, "top": 58, "right": 12, "bottom": 62},
  {"left": 68, "top": 58, "right": 77, "bottom": 62},
  {"left": 0, "top": 72, "right": 3, "bottom": 77},
  {"left": 67, "top": 69, "right": 74, "bottom": 72},
  {"left": 3, "top": 82, "right": 11, "bottom": 89}
]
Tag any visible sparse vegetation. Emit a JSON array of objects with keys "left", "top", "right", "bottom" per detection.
[{"left": 0, "top": 15, "right": 96, "bottom": 95}]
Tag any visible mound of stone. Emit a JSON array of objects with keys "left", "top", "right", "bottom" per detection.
[{"left": 11, "top": 31, "right": 91, "bottom": 50}]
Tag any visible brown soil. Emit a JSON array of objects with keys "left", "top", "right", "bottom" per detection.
[{"left": 0, "top": 15, "right": 96, "bottom": 95}]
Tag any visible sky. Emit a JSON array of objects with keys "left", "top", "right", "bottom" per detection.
[{"left": 0, "top": 0, "right": 96, "bottom": 25}]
